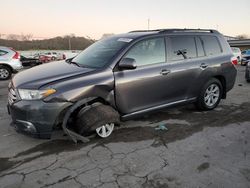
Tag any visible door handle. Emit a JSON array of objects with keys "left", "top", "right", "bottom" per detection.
[
  {"left": 200, "top": 63, "right": 208, "bottom": 69},
  {"left": 160, "top": 69, "right": 171, "bottom": 75}
]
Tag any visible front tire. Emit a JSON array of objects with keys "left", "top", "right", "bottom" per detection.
[
  {"left": 196, "top": 78, "right": 222, "bottom": 111},
  {"left": 0, "top": 65, "right": 12, "bottom": 80},
  {"left": 76, "top": 103, "right": 120, "bottom": 138}
]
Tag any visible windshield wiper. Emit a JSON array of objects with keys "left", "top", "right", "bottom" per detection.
[
  {"left": 66, "top": 59, "right": 80, "bottom": 67},
  {"left": 70, "top": 61, "right": 81, "bottom": 67}
]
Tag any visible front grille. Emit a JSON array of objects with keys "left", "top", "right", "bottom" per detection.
[{"left": 8, "top": 87, "right": 17, "bottom": 105}]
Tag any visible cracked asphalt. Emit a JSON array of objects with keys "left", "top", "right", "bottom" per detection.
[{"left": 0, "top": 66, "right": 249, "bottom": 188}]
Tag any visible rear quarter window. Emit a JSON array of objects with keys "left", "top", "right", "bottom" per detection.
[
  {"left": 200, "top": 36, "right": 222, "bottom": 56},
  {"left": 0, "top": 50, "right": 7, "bottom": 56}
]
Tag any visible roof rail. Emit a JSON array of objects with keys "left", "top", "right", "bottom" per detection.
[
  {"left": 128, "top": 29, "right": 161, "bottom": 33},
  {"left": 158, "top": 28, "right": 219, "bottom": 34},
  {"left": 129, "top": 29, "right": 219, "bottom": 34}
]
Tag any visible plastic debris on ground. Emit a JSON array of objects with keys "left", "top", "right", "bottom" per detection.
[{"left": 155, "top": 123, "right": 168, "bottom": 131}]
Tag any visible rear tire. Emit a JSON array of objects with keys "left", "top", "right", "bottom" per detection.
[
  {"left": 0, "top": 65, "right": 12, "bottom": 80},
  {"left": 76, "top": 103, "right": 120, "bottom": 138},
  {"left": 196, "top": 78, "right": 222, "bottom": 111}
]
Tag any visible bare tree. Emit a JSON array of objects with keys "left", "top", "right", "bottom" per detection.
[
  {"left": 7, "top": 34, "right": 20, "bottom": 40},
  {"left": 101, "top": 33, "right": 114, "bottom": 39},
  {"left": 236, "top": 34, "right": 249, "bottom": 39},
  {"left": 86, "top": 35, "right": 96, "bottom": 42},
  {"left": 20, "top": 33, "right": 33, "bottom": 41}
]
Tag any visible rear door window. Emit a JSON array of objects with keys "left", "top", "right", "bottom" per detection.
[
  {"left": 0, "top": 50, "right": 7, "bottom": 56},
  {"left": 200, "top": 36, "right": 222, "bottom": 56},
  {"left": 168, "top": 36, "right": 197, "bottom": 61}
]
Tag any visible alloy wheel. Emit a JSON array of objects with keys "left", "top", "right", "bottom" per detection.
[
  {"left": 96, "top": 123, "right": 114, "bottom": 138},
  {"left": 0, "top": 68, "right": 9, "bottom": 79},
  {"left": 204, "top": 84, "right": 220, "bottom": 107}
]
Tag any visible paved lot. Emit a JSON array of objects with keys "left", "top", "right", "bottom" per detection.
[{"left": 0, "top": 66, "right": 249, "bottom": 188}]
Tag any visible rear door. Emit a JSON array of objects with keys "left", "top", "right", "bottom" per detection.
[{"left": 162, "top": 35, "right": 205, "bottom": 101}]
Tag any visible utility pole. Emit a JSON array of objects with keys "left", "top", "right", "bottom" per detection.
[
  {"left": 147, "top": 18, "right": 150, "bottom": 30},
  {"left": 68, "top": 37, "right": 71, "bottom": 51}
]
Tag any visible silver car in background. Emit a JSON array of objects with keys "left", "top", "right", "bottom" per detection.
[
  {"left": 0, "top": 46, "right": 22, "bottom": 80},
  {"left": 231, "top": 47, "right": 242, "bottom": 63}
]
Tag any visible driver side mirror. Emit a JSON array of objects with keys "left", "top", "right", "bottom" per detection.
[{"left": 118, "top": 58, "right": 137, "bottom": 70}]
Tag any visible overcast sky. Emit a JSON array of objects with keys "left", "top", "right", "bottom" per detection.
[{"left": 1, "top": 0, "right": 250, "bottom": 39}]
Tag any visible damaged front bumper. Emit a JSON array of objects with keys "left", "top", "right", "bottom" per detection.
[
  {"left": 8, "top": 100, "right": 72, "bottom": 138},
  {"left": 8, "top": 98, "right": 95, "bottom": 142}
]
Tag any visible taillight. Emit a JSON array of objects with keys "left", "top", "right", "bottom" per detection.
[
  {"left": 231, "top": 58, "right": 238, "bottom": 65},
  {"left": 12, "top": 51, "right": 20, "bottom": 59}
]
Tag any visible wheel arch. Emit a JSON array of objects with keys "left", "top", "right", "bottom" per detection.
[
  {"left": 61, "top": 96, "right": 120, "bottom": 143},
  {"left": 0, "top": 63, "right": 14, "bottom": 72},
  {"left": 213, "top": 75, "right": 226, "bottom": 99}
]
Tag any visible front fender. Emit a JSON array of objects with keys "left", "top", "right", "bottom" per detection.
[{"left": 62, "top": 97, "right": 97, "bottom": 143}]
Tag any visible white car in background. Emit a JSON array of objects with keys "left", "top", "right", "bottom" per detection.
[
  {"left": 44, "top": 52, "right": 65, "bottom": 61},
  {"left": 231, "top": 47, "right": 242, "bottom": 63},
  {"left": 0, "top": 46, "right": 22, "bottom": 80}
]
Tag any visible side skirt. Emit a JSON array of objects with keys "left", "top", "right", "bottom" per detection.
[{"left": 121, "top": 97, "right": 197, "bottom": 121}]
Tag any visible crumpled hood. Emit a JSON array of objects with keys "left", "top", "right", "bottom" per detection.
[{"left": 12, "top": 61, "right": 95, "bottom": 89}]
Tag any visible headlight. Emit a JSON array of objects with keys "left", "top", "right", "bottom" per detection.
[{"left": 18, "top": 89, "right": 56, "bottom": 100}]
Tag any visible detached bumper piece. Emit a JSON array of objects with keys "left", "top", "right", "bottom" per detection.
[{"left": 62, "top": 98, "right": 97, "bottom": 143}]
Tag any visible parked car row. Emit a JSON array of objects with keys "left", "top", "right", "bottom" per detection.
[
  {"left": 32, "top": 52, "right": 66, "bottom": 63},
  {"left": 230, "top": 47, "right": 250, "bottom": 66},
  {"left": 241, "top": 49, "right": 250, "bottom": 66},
  {"left": 0, "top": 47, "right": 70, "bottom": 80},
  {"left": 21, "top": 55, "right": 42, "bottom": 67}
]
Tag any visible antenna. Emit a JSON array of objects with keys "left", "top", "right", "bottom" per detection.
[{"left": 147, "top": 18, "right": 150, "bottom": 30}]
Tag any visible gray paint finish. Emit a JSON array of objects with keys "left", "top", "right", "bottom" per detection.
[{"left": 8, "top": 29, "right": 237, "bottom": 137}]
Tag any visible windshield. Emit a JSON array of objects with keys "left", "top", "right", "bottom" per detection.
[
  {"left": 242, "top": 50, "right": 250, "bottom": 55},
  {"left": 232, "top": 48, "right": 240, "bottom": 53},
  {"left": 72, "top": 37, "right": 132, "bottom": 68}
]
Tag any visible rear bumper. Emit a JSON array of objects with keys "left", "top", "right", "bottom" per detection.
[
  {"left": 9, "top": 60, "right": 23, "bottom": 71},
  {"left": 8, "top": 100, "right": 72, "bottom": 138}
]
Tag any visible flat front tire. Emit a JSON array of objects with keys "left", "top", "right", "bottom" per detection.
[
  {"left": 196, "top": 78, "right": 222, "bottom": 111},
  {"left": 76, "top": 103, "right": 120, "bottom": 138}
]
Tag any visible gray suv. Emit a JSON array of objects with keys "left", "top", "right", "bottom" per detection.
[{"left": 7, "top": 29, "right": 237, "bottom": 141}]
